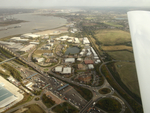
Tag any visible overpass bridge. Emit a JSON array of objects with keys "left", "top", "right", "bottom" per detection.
[{"left": 0, "top": 57, "right": 16, "bottom": 65}]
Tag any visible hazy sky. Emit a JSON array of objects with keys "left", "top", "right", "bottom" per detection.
[{"left": 0, "top": 0, "right": 150, "bottom": 8}]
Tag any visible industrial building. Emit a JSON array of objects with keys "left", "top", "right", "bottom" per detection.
[
  {"left": 10, "top": 37, "right": 29, "bottom": 42},
  {"left": 20, "top": 44, "right": 35, "bottom": 52},
  {"left": 42, "top": 46, "right": 50, "bottom": 50},
  {"left": 8, "top": 43, "right": 24, "bottom": 51},
  {"left": 30, "top": 42, "right": 39, "bottom": 45},
  {"left": 74, "top": 38, "right": 80, "bottom": 43},
  {"left": 0, "top": 41, "right": 15, "bottom": 46},
  {"left": 0, "top": 83, "right": 17, "bottom": 108},
  {"left": 65, "top": 58, "right": 75, "bottom": 63},
  {"left": 91, "top": 47, "right": 98, "bottom": 57},
  {"left": 62, "top": 67, "right": 71, "bottom": 74},
  {"left": 88, "top": 64, "right": 94, "bottom": 69},
  {"left": 68, "top": 40, "right": 73, "bottom": 43},
  {"left": 83, "top": 37, "right": 90, "bottom": 44},
  {"left": 34, "top": 58, "right": 45, "bottom": 62},
  {"left": 25, "top": 82, "right": 33, "bottom": 91},
  {"left": 77, "top": 58, "right": 82, "bottom": 61},
  {"left": 87, "top": 52, "right": 91, "bottom": 56},
  {"left": 47, "top": 43, "right": 53, "bottom": 47},
  {"left": 21, "top": 33, "right": 40, "bottom": 39},
  {"left": 60, "top": 35, "right": 69, "bottom": 39},
  {"left": 84, "top": 60, "right": 94, "bottom": 64},
  {"left": 55, "top": 66, "right": 63, "bottom": 72},
  {"left": 80, "top": 52, "right": 84, "bottom": 56},
  {"left": 43, "top": 53, "right": 53, "bottom": 57},
  {"left": 95, "top": 60, "right": 101, "bottom": 64}
]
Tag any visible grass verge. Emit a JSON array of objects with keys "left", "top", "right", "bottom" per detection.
[
  {"left": 96, "top": 98, "right": 121, "bottom": 113},
  {"left": 42, "top": 94, "right": 55, "bottom": 108},
  {"left": 52, "top": 102, "right": 79, "bottom": 113}
]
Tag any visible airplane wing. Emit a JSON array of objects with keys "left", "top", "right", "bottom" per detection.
[{"left": 128, "top": 11, "right": 150, "bottom": 113}]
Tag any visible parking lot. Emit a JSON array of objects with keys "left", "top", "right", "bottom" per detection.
[{"left": 44, "top": 76, "right": 87, "bottom": 109}]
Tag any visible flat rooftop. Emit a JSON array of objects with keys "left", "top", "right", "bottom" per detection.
[{"left": 0, "top": 84, "right": 13, "bottom": 102}]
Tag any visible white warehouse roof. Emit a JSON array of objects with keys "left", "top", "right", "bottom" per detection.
[
  {"left": 74, "top": 38, "right": 80, "bottom": 43},
  {"left": 20, "top": 44, "right": 35, "bottom": 52},
  {"left": 11, "top": 37, "right": 29, "bottom": 42},
  {"left": 36, "top": 58, "right": 45, "bottom": 62},
  {"left": 88, "top": 64, "right": 94, "bottom": 69},
  {"left": 62, "top": 67, "right": 71, "bottom": 74},
  {"left": 0, "top": 84, "right": 17, "bottom": 108},
  {"left": 60, "top": 36, "right": 69, "bottom": 39},
  {"left": 21, "top": 33, "right": 40, "bottom": 38},
  {"left": 83, "top": 37, "right": 90, "bottom": 44},
  {"left": 55, "top": 66, "right": 63, "bottom": 72},
  {"left": 65, "top": 58, "right": 75, "bottom": 63},
  {"left": 30, "top": 42, "right": 39, "bottom": 45},
  {"left": 80, "top": 52, "right": 84, "bottom": 55},
  {"left": 0, "top": 41, "right": 15, "bottom": 46}
]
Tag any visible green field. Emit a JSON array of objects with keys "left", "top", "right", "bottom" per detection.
[
  {"left": 23, "top": 104, "right": 45, "bottom": 113},
  {"left": 95, "top": 30, "right": 131, "bottom": 46},
  {"left": 114, "top": 62, "right": 140, "bottom": 96},
  {"left": 104, "top": 22, "right": 123, "bottom": 27},
  {"left": 107, "top": 51, "right": 134, "bottom": 61},
  {"left": 96, "top": 98, "right": 121, "bottom": 113},
  {"left": 52, "top": 102, "right": 79, "bottom": 113}
]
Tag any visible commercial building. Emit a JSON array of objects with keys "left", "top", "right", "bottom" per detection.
[
  {"left": 84, "top": 60, "right": 94, "bottom": 64},
  {"left": 42, "top": 46, "right": 50, "bottom": 50},
  {"left": 60, "top": 36, "right": 69, "bottom": 39},
  {"left": 21, "top": 33, "right": 40, "bottom": 39},
  {"left": 47, "top": 43, "right": 53, "bottom": 47},
  {"left": 91, "top": 47, "right": 98, "bottom": 57},
  {"left": 83, "top": 37, "right": 90, "bottom": 44},
  {"left": 67, "top": 40, "right": 73, "bottom": 43},
  {"left": 88, "top": 64, "right": 94, "bottom": 69},
  {"left": 25, "top": 82, "right": 33, "bottom": 91},
  {"left": 94, "top": 57, "right": 99, "bottom": 59},
  {"left": 30, "top": 42, "right": 39, "bottom": 45},
  {"left": 62, "top": 67, "right": 71, "bottom": 74},
  {"left": 10, "top": 37, "right": 29, "bottom": 42},
  {"left": 87, "top": 52, "right": 91, "bottom": 56},
  {"left": 95, "top": 60, "right": 101, "bottom": 64},
  {"left": 43, "top": 53, "right": 53, "bottom": 56},
  {"left": 35, "top": 58, "right": 45, "bottom": 62},
  {"left": 65, "top": 58, "right": 75, "bottom": 63},
  {"left": 0, "top": 84, "right": 17, "bottom": 108},
  {"left": 80, "top": 51, "right": 84, "bottom": 56},
  {"left": 0, "top": 41, "right": 15, "bottom": 46},
  {"left": 82, "top": 49, "right": 85, "bottom": 52},
  {"left": 74, "top": 38, "right": 80, "bottom": 43},
  {"left": 55, "top": 66, "right": 63, "bottom": 72},
  {"left": 77, "top": 58, "right": 82, "bottom": 61},
  {"left": 8, "top": 43, "right": 24, "bottom": 51},
  {"left": 20, "top": 44, "right": 35, "bottom": 52}
]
